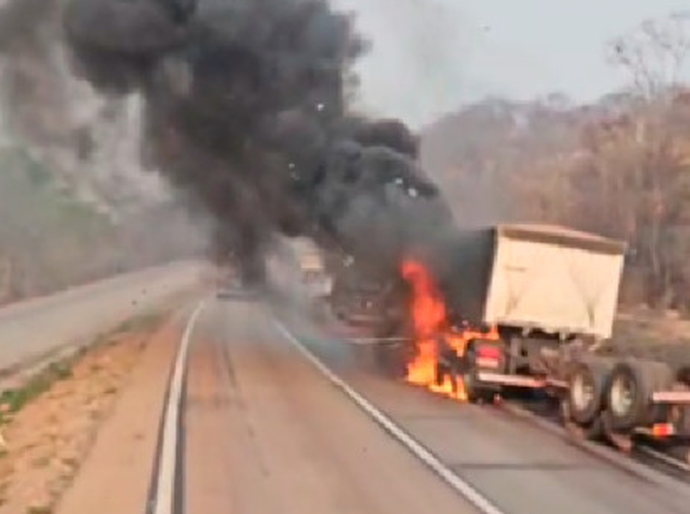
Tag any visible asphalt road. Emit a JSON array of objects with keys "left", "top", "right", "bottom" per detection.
[
  {"left": 185, "top": 300, "right": 474, "bottom": 514},
  {"left": 0, "top": 261, "right": 202, "bottom": 372},
  {"left": 184, "top": 298, "right": 690, "bottom": 514}
]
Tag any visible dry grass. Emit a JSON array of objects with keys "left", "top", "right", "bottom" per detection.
[{"left": 0, "top": 314, "right": 164, "bottom": 513}]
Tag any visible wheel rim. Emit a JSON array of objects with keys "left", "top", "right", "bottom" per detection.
[
  {"left": 571, "top": 372, "right": 594, "bottom": 412},
  {"left": 610, "top": 374, "right": 635, "bottom": 417}
]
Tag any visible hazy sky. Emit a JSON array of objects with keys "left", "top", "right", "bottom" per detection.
[{"left": 332, "top": 0, "right": 690, "bottom": 128}]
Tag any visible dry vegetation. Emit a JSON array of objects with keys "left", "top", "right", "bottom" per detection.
[
  {"left": 0, "top": 314, "right": 163, "bottom": 514},
  {"left": 423, "top": 13, "right": 690, "bottom": 312},
  {"left": 0, "top": 0, "right": 210, "bottom": 305},
  {"left": 0, "top": 144, "right": 210, "bottom": 305}
]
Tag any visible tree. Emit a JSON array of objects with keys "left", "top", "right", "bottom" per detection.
[
  {"left": 421, "top": 13, "right": 690, "bottom": 310},
  {"left": 608, "top": 12, "right": 690, "bottom": 100},
  {"left": 603, "top": 13, "right": 690, "bottom": 307}
]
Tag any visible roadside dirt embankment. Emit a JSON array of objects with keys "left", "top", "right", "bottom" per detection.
[
  {"left": 0, "top": 261, "right": 206, "bottom": 372},
  {"left": 0, "top": 311, "right": 183, "bottom": 514}
]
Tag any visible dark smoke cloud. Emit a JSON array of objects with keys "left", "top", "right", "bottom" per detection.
[
  {"left": 0, "top": 0, "right": 54, "bottom": 51},
  {"left": 62, "top": 0, "right": 455, "bottom": 283}
]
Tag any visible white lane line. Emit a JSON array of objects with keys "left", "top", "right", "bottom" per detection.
[
  {"left": 639, "top": 446, "right": 690, "bottom": 473},
  {"left": 499, "top": 402, "right": 690, "bottom": 492},
  {"left": 274, "top": 320, "right": 505, "bottom": 514},
  {"left": 153, "top": 301, "right": 205, "bottom": 514}
]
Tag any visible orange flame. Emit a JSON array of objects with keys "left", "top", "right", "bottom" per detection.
[
  {"left": 400, "top": 260, "right": 445, "bottom": 385},
  {"left": 401, "top": 259, "right": 500, "bottom": 403}
]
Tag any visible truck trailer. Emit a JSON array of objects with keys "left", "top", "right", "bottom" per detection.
[
  {"left": 287, "top": 237, "right": 334, "bottom": 300},
  {"left": 421, "top": 224, "right": 690, "bottom": 449}
]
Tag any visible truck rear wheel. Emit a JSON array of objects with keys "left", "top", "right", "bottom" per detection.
[
  {"left": 561, "top": 399, "right": 606, "bottom": 440},
  {"left": 605, "top": 360, "right": 673, "bottom": 431},
  {"left": 463, "top": 370, "right": 496, "bottom": 403},
  {"left": 462, "top": 344, "right": 500, "bottom": 403},
  {"left": 567, "top": 359, "right": 613, "bottom": 426}
]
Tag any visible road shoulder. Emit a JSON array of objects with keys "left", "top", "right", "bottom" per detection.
[{"left": 55, "top": 313, "right": 184, "bottom": 514}]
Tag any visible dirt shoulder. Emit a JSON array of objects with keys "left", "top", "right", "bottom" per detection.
[{"left": 0, "top": 310, "right": 184, "bottom": 514}]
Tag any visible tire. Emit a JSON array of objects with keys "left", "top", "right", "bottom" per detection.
[
  {"left": 463, "top": 371, "right": 495, "bottom": 403},
  {"left": 582, "top": 416, "right": 606, "bottom": 440},
  {"left": 462, "top": 345, "right": 498, "bottom": 403},
  {"left": 567, "top": 359, "right": 613, "bottom": 426},
  {"left": 560, "top": 396, "right": 605, "bottom": 440},
  {"left": 675, "top": 365, "right": 690, "bottom": 387},
  {"left": 671, "top": 366, "right": 690, "bottom": 437},
  {"left": 605, "top": 360, "right": 674, "bottom": 431}
]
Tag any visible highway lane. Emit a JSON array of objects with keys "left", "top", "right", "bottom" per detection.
[
  {"left": 184, "top": 300, "right": 476, "bottom": 514},
  {"left": 343, "top": 374, "right": 690, "bottom": 514},
  {"left": 179, "top": 297, "right": 690, "bottom": 514},
  {"left": 281, "top": 306, "right": 690, "bottom": 514},
  {"left": 0, "top": 261, "right": 203, "bottom": 372}
]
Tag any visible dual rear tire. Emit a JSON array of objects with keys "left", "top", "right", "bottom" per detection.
[
  {"left": 567, "top": 359, "right": 614, "bottom": 426},
  {"left": 562, "top": 359, "right": 614, "bottom": 439},
  {"left": 604, "top": 360, "right": 676, "bottom": 431},
  {"left": 461, "top": 344, "right": 500, "bottom": 403},
  {"left": 565, "top": 359, "right": 682, "bottom": 436}
]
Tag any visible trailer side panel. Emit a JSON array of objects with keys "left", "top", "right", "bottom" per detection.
[{"left": 484, "top": 231, "right": 624, "bottom": 338}]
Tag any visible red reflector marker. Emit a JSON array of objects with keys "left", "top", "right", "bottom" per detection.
[
  {"left": 652, "top": 423, "right": 674, "bottom": 438},
  {"left": 477, "top": 345, "right": 502, "bottom": 360}
]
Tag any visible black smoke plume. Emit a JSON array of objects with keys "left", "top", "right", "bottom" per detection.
[{"left": 62, "top": 0, "right": 455, "bottom": 284}]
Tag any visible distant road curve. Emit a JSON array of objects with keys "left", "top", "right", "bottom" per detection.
[{"left": 0, "top": 261, "right": 205, "bottom": 372}]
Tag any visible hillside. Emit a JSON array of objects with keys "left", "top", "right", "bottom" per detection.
[
  {"left": 0, "top": 0, "right": 211, "bottom": 303},
  {"left": 0, "top": 144, "right": 209, "bottom": 303},
  {"left": 0, "top": 145, "right": 114, "bottom": 300},
  {"left": 421, "top": 90, "right": 690, "bottom": 309}
]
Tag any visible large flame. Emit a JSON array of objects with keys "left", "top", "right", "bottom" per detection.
[
  {"left": 400, "top": 260, "right": 446, "bottom": 385},
  {"left": 400, "top": 259, "right": 466, "bottom": 401},
  {"left": 401, "top": 259, "right": 501, "bottom": 402}
]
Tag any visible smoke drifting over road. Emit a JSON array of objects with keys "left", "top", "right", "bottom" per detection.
[{"left": 62, "top": 0, "right": 454, "bottom": 282}]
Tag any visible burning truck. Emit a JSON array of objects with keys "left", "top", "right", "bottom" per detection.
[
  {"left": 340, "top": 223, "right": 690, "bottom": 451},
  {"left": 55, "top": 0, "right": 688, "bottom": 452}
]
